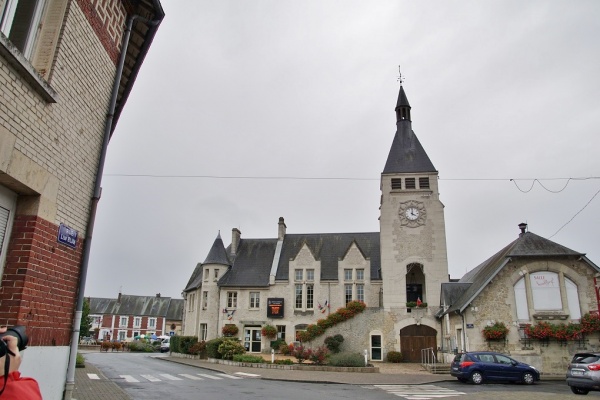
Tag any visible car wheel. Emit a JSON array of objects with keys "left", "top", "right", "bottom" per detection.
[
  {"left": 522, "top": 372, "right": 535, "bottom": 385},
  {"left": 470, "top": 371, "right": 483, "bottom": 385},
  {"left": 570, "top": 386, "right": 589, "bottom": 395}
]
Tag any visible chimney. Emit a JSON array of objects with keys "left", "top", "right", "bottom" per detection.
[
  {"left": 518, "top": 223, "right": 527, "bottom": 236},
  {"left": 278, "top": 217, "right": 286, "bottom": 240},
  {"left": 117, "top": 292, "right": 122, "bottom": 303},
  {"left": 156, "top": 293, "right": 161, "bottom": 298},
  {"left": 231, "top": 228, "right": 241, "bottom": 256}
]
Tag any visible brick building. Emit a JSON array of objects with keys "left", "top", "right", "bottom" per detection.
[
  {"left": 89, "top": 293, "right": 183, "bottom": 341},
  {"left": 0, "top": 0, "right": 164, "bottom": 398}
]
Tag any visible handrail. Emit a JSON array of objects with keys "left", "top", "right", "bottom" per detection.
[{"left": 421, "top": 347, "right": 437, "bottom": 372}]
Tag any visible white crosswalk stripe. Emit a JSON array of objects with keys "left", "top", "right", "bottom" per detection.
[
  {"left": 140, "top": 374, "right": 161, "bottom": 382},
  {"left": 91, "top": 371, "right": 259, "bottom": 384},
  {"left": 179, "top": 374, "right": 204, "bottom": 380},
  {"left": 120, "top": 375, "right": 139, "bottom": 383},
  {"left": 159, "top": 373, "right": 183, "bottom": 381},
  {"left": 234, "top": 372, "right": 261, "bottom": 378},
  {"left": 372, "top": 384, "right": 465, "bottom": 399},
  {"left": 197, "top": 373, "right": 223, "bottom": 380},
  {"left": 215, "top": 373, "right": 243, "bottom": 379}
]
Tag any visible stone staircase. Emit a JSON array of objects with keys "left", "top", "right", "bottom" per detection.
[{"left": 423, "top": 363, "right": 452, "bottom": 374}]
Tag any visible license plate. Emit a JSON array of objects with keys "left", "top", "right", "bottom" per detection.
[
  {"left": 452, "top": 367, "right": 458, "bottom": 371},
  {"left": 571, "top": 370, "right": 585, "bottom": 376}
]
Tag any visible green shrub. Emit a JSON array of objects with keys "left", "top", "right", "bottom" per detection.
[
  {"left": 233, "top": 354, "right": 265, "bottom": 363},
  {"left": 387, "top": 351, "right": 402, "bottom": 363},
  {"left": 324, "top": 334, "right": 344, "bottom": 353},
  {"left": 218, "top": 339, "right": 246, "bottom": 360},
  {"left": 270, "top": 339, "right": 285, "bottom": 351},
  {"left": 273, "top": 358, "right": 294, "bottom": 365},
  {"left": 206, "top": 338, "right": 226, "bottom": 359},
  {"left": 328, "top": 352, "right": 365, "bottom": 367},
  {"left": 173, "top": 336, "right": 198, "bottom": 354},
  {"left": 128, "top": 341, "right": 155, "bottom": 352},
  {"left": 75, "top": 353, "right": 85, "bottom": 368}
]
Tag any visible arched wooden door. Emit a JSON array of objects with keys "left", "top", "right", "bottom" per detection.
[{"left": 400, "top": 325, "right": 437, "bottom": 362}]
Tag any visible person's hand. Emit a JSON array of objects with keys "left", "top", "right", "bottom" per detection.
[{"left": 0, "top": 327, "right": 22, "bottom": 375}]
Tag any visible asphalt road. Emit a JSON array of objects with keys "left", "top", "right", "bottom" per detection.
[{"left": 83, "top": 352, "right": 599, "bottom": 400}]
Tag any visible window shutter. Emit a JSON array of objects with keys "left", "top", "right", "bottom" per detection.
[
  {"left": 31, "top": 0, "right": 68, "bottom": 78},
  {"left": 0, "top": 206, "right": 9, "bottom": 257}
]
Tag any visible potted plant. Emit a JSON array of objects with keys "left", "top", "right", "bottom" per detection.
[
  {"left": 222, "top": 324, "right": 239, "bottom": 337},
  {"left": 482, "top": 322, "right": 509, "bottom": 340},
  {"left": 261, "top": 324, "right": 277, "bottom": 339}
]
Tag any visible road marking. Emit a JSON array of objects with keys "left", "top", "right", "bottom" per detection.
[
  {"left": 159, "top": 373, "right": 183, "bottom": 381},
  {"left": 140, "top": 374, "right": 161, "bottom": 382},
  {"left": 179, "top": 374, "right": 204, "bottom": 380},
  {"left": 234, "top": 372, "right": 261, "bottom": 378},
  {"left": 215, "top": 373, "right": 243, "bottom": 379},
  {"left": 373, "top": 384, "right": 465, "bottom": 399},
  {"left": 120, "top": 375, "right": 139, "bottom": 383},
  {"left": 197, "top": 373, "right": 223, "bottom": 380},
  {"left": 87, "top": 374, "right": 100, "bottom": 380}
]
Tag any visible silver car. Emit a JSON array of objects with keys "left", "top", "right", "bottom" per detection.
[{"left": 566, "top": 352, "right": 600, "bottom": 395}]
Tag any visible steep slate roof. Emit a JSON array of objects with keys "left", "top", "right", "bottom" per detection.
[
  {"left": 218, "top": 239, "right": 277, "bottom": 287},
  {"left": 203, "top": 233, "right": 231, "bottom": 265},
  {"left": 89, "top": 295, "right": 179, "bottom": 318},
  {"left": 275, "top": 233, "right": 381, "bottom": 282},
  {"left": 166, "top": 299, "right": 184, "bottom": 320},
  {"left": 436, "top": 282, "right": 472, "bottom": 317},
  {"left": 183, "top": 263, "right": 203, "bottom": 292},
  {"left": 444, "top": 231, "right": 590, "bottom": 315},
  {"left": 383, "top": 85, "right": 436, "bottom": 174}
]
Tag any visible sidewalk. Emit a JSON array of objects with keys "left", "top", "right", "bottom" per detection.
[{"left": 72, "top": 362, "right": 131, "bottom": 400}]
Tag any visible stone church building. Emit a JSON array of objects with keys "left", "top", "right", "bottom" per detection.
[{"left": 182, "top": 84, "right": 599, "bottom": 371}]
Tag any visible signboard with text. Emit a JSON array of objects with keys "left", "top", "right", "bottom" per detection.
[
  {"left": 57, "top": 223, "right": 78, "bottom": 249},
  {"left": 267, "top": 298, "right": 284, "bottom": 318}
]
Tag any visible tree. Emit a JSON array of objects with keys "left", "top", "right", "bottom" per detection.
[{"left": 80, "top": 298, "right": 92, "bottom": 337}]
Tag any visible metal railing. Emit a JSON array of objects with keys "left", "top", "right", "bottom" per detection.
[{"left": 421, "top": 347, "right": 437, "bottom": 373}]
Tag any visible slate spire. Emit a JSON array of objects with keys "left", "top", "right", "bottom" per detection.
[
  {"left": 203, "top": 232, "right": 230, "bottom": 265},
  {"left": 383, "top": 83, "right": 437, "bottom": 174}
]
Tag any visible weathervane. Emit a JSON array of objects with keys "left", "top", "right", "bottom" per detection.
[{"left": 397, "top": 65, "right": 404, "bottom": 85}]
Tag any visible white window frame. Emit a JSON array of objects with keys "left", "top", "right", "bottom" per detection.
[
  {"left": 199, "top": 323, "right": 207, "bottom": 341},
  {"left": 202, "top": 291, "right": 208, "bottom": 309},
  {"left": 119, "top": 316, "right": 128, "bottom": 328},
  {"left": 133, "top": 317, "right": 141, "bottom": 328},
  {"left": 0, "top": 0, "right": 46, "bottom": 59},
  {"left": 227, "top": 292, "right": 238, "bottom": 308},
  {"left": 249, "top": 292, "right": 260, "bottom": 309},
  {"left": 117, "top": 330, "right": 127, "bottom": 341},
  {"left": 148, "top": 318, "right": 156, "bottom": 329}
]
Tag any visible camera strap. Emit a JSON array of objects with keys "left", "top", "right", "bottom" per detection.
[{"left": 0, "top": 340, "right": 15, "bottom": 397}]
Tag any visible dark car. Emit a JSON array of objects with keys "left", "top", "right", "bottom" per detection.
[
  {"left": 451, "top": 351, "right": 539, "bottom": 385},
  {"left": 566, "top": 352, "right": 600, "bottom": 395}
]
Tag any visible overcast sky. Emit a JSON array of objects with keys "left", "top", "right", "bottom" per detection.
[{"left": 85, "top": 0, "right": 600, "bottom": 300}]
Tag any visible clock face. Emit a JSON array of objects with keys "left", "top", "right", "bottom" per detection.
[
  {"left": 405, "top": 207, "right": 419, "bottom": 220},
  {"left": 399, "top": 201, "right": 426, "bottom": 227}
]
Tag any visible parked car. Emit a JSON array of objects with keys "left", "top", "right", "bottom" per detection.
[
  {"left": 160, "top": 337, "right": 170, "bottom": 353},
  {"left": 566, "top": 352, "right": 600, "bottom": 395},
  {"left": 451, "top": 351, "right": 539, "bottom": 385}
]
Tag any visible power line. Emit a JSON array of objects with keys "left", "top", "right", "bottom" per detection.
[
  {"left": 104, "top": 173, "right": 600, "bottom": 183},
  {"left": 548, "top": 187, "right": 600, "bottom": 239}
]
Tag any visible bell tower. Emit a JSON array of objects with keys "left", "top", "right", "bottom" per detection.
[{"left": 379, "top": 80, "right": 449, "bottom": 313}]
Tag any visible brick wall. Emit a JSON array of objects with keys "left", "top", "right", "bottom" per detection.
[{"left": 0, "top": 215, "right": 82, "bottom": 346}]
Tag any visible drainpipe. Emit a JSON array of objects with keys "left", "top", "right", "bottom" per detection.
[
  {"left": 63, "top": 14, "right": 160, "bottom": 400},
  {"left": 459, "top": 311, "right": 467, "bottom": 352}
]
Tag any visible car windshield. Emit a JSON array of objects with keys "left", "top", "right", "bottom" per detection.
[{"left": 572, "top": 354, "right": 600, "bottom": 364}]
